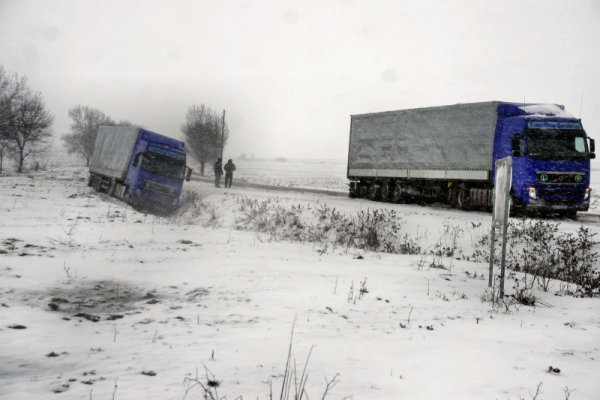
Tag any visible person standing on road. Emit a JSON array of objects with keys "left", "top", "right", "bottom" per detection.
[
  {"left": 224, "top": 159, "right": 236, "bottom": 188},
  {"left": 213, "top": 157, "right": 223, "bottom": 187}
]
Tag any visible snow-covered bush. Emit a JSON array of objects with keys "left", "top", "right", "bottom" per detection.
[
  {"left": 173, "top": 189, "right": 222, "bottom": 227},
  {"left": 473, "top": 219, "right": 600, "bottom": 297},
  {"left": 424, "top": 223, "right": 463, "bottom": 269},
  {"left": 555, "top": 227, "right": 600, "bottom": 297},
  {"left": 397, "top": 233, "right": 422, "bottom": 255},
  {"left": 509, "top": 219, "right": 561, "bottom": 292},
  {"left": 233, "top": 196, "right": 420, "bottom": 255},
  {"left": 234, "top": 197, "right": 305, "bottom": 241},
  {"left": 347, "top": 209, "right": 401, "bottom": 252},
  {"left": 308, "top": 204, "right": 352, "bottom": 246},
  {"left": 511, "top": 274, "right": 537, "bottom": 306}
]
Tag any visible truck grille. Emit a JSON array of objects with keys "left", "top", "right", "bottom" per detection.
[
  {"left": 539, "top": 186, "right": 583, "bottom": 206},
  {"left": 144, "top": 180, "right": 176, "bottom": 194},
  {"left": 537, "top": 172, "right": 585, "bottom": 184}
]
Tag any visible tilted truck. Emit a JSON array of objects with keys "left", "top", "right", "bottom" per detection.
[
  {"left": 347, "top": 101, "right": 595, "bottom": 217},
  {"left": 89, "top": 126, "right": 192, "bottom": 210}
]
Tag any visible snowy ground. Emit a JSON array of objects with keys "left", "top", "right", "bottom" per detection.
[{"left": 1, "top": 161, "right": 600, "bottom": 399}]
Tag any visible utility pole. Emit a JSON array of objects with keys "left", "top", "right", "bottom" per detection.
[{"left": 221, "top": 109, "right": 225, "bottom": 159}]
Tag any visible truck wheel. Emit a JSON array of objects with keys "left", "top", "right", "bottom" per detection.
[
  {"left": 368, "top": 184, "right": 380, "bottom": 201},
  {"left": 560, "top": 210, "right": 577, "bottom": 220},
  {"left": 380, "top": 184, "right": 390, "bottom": 202},
  {"left": 448, "top": 187, "right": 458, "bottom": 207},
  {"left": 392, "top": 183, "right": 404, "bottom": 203},
  {"left": 90, "top": 175, "right": 102, "bottom": 192},
  {"left": 456, "top": 186, "right": 469, "bottom": 210},
  {"left": 358, "top": 184, "right": 368, "bottom": 198},
  {"left": 107, "top": 180, "right": 116, "bottom": 196},
  {"left": 509, "top": 196, "right": 523, "bottom": 217}
]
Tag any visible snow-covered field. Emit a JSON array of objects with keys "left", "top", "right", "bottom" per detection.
[
  {"left": 1, "top": 158, "right": 600, "bottom": 399},
  {"left": 201, "top": 158, "right": 349, "bottom": 192}
]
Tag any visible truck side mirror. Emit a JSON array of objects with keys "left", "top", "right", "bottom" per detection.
[
  {"left": 590, "top": 138, "right": 595, "bottom": 153},
  {"left": 185, "top": 167, "right": 193, "bottom": 182}
]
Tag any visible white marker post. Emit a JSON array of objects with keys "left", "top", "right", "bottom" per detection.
[{"left": 489, "top": 157, "right": 512, "bottom": 298}]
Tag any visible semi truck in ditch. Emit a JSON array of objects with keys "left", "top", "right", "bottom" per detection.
[
  {"left": 347, "top": 101, "right": 595, "bottom": 217},
  {"left": 89, "top": 126, "right": 192, "bottom": 210}
]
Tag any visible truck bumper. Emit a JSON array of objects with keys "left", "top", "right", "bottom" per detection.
[
  {"left": 524, "top": 186, "right": 590, "bottom": 212},
  {"left": 525, "top": 201, "right": 589, "bottom": 212},
  {"left": 133, "top": 189, "right": 180, "bottom": 212}
]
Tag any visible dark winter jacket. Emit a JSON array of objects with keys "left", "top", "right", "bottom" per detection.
[
  {"left": 224, "top": 161, "right": 236, "bottom": 176},
  {"left": 214, "top": 160, "right": 223, "bottom": 176}
]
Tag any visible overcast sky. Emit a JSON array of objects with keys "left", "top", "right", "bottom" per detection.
[{"left": 1, "top": 0, "right": 599, "bottom": 161}]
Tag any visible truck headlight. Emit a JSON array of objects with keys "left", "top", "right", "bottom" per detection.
[
  {"left": 528, "top": 186, "right": 537, "bottom": 200},
  {"left": 584, "top": 187, "right": 591, "bottom": 200}
]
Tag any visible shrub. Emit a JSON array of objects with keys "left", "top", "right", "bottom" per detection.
[
  {"left": 348, "top": 209, "right": 401, "bottom": 252},
  {"left": 308, "top": 204, "right": 353, "bottom": 248},
  {"left": 171, "top": 189, "right": 223, "bottom": 227},
  {"left": 233, "top": 196, "right": 420, "bottom": 256},
  {"left": 510, "top": 219, "right": 560, "bottom": 292},
  {"left": 234, "top": 197, "right": 305, "bottom": 241},
  {"left": 473, "top": 219, "right": 600, "bottom": 297},
  {"left": 555, "top": 226, "right": 600, "bottom": 297}
]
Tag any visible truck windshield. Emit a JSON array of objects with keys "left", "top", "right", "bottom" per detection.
[
  {"left": 141, "top": 151, "right": 186, "bottom": 179},
  {"left": 526, "top": 130, "right": 590, "bottom": 161}
]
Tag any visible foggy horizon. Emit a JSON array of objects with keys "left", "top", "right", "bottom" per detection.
[{"left": 1, "top": 0, "right": 600, "bottom": 162}]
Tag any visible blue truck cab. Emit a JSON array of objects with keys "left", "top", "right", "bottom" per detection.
[
  {"left": 89, "top": 126, "right": 192, "bottom": 211},
  {"left": 494, "top": 103, "right": 595, "bottom": 215},
  {"left": 124, "top": 130, "right": 189, "bottom": 209}
]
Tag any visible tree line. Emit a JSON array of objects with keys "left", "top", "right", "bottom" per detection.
[{"left": 0, "top": 65, "right": 229, "bottom": 175}]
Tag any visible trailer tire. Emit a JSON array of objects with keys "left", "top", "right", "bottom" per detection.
[
  {"left": 358, "top": 183, "right": 368, "bottom": 198},
  {"left": 380, "top": 183, "right": 390, "bottom": 202},
  {"left": 456, "top": 185, "right": 469, "bottom": 210},
  {"left": 486, "top": 189, "right": 493, "bottom": 209},
  {"left": 560, "top": 209, "right": 578, "bottom": 220},
  {"left": 392, "top": 182, "right": 405, "bottom": 203},
  {"left": 90, "top": 175, "right": 102, "bottom": 192},
  {"left": 107, "top": 180, "right": 116, "bottom": 196},
  {"left": 368, "top": 184, "right": 380, "bottom": 201},
  {"left": 448, "top": 187, "right": 457, "bottom": 207}
]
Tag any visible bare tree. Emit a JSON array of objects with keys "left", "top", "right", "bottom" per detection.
[
  {"left": 62, "top": 105, "right": 116, "bottom": 166},
  {"left": 0, "top": 139, "right": 8, "bottom": 174},
  {"left": 116, "top": 119, "right": 139, "bottom": 127},
  {"left": 0, "top": 69, "right": 53, "bottom": 173},
  {"left": 0, "top": 67, "right": 12, "bottom": 132},
  {"left": 181, "top": 104, "right": 229, "bottom": 175},
  {"left": 0, "top": 67, "right": 26, "bottom": 170},
  {"left": 0, "top": 67, "right": 13, "bottom": 173}
]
